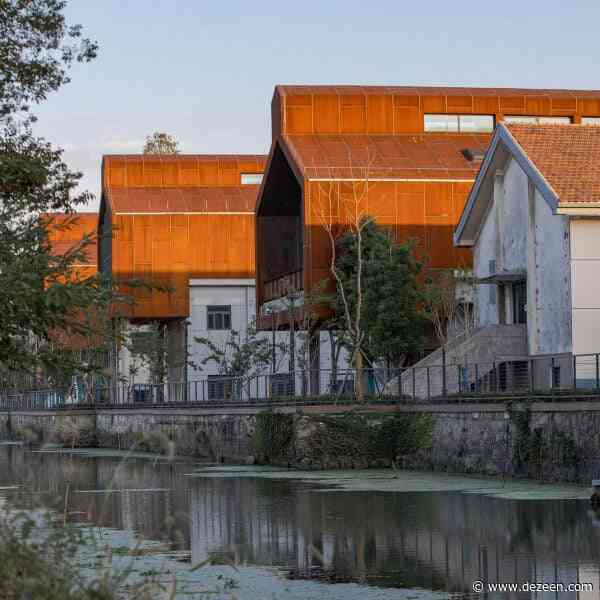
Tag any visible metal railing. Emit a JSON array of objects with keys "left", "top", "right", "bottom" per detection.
[{"left": 2, "top": 353, "right": 600, "bottom": 410}]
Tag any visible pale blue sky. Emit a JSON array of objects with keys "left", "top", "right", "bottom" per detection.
[{"left": 32, "top": 0, "right": 600, "bottom": 210}]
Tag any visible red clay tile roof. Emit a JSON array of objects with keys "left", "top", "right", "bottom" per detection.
[
  {"left": 282, "top": 133, "right": 490, "bottom": 180},
  {"left": 506, "top": 123, "right": 600, "bottom": 205},
  {"left": 104, "top": 186, "right": 259, "bottom": 213}
]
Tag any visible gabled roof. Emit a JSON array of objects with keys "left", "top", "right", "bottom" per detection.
[
  {"left": 101, "top": 154, "right": 267, "bottom": 215},
  {"left": 104, "top": 186, "right": 259, "bottom": 214},
  {"left": 280, "top": 133, "right": 489, "bottom": 181},
  {"left": 454, "top": 123, "right": 600, "bottom": 246},
  {"left": 506, "top": 124, "right": 600, "bottom": 206}
]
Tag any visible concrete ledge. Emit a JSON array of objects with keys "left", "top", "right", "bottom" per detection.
[{"left": 4, "top": 400, "right": 599, "bottom": 419}]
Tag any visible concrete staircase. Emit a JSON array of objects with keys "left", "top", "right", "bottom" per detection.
[{"left": 385, "top": 324, "right": 528, "bottom": 399}]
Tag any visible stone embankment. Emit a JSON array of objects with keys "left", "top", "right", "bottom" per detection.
[{"left": 1, "top": 399, "right": 599, "bottom": 483}]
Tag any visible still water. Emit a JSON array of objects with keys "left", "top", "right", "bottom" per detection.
[{"left": 1, "top": 445, "right": 599, "bottom": 599}]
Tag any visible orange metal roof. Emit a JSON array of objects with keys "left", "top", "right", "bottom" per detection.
[
  {"left": 44, "top": 213, "right": 98, "bottom": 266},
  {"left": 276, "top": 85, "right": 600, "bottom": 98},
  {"left": 281, "top": 133, "right": 489, "bottom": 180},
  {"left": 102, "top": 155, "right": 267, "bottom": 189},
  {"left": 104, "top": 186, "right": 259, "bottom": 214},
  {"left": 506, "top": 123, "right": 600, "bottom": 205}
]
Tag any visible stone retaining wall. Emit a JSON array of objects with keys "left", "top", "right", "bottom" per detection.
[{"left": 3, "top": 401, "right": 600, "bottom": 483}]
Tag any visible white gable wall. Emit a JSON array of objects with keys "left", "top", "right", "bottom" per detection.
[
  {"left": 501, "top": 157, "right": 529, "bottom": 270},
  {"left": 473, "top": 157, "right": 529, "bottom": 327},
  {"left": 472, "top": 157, "right": 572, "bottom": 355},
  {"left": 473, "top": 202, "right": 498, "bottom": 327},
  {"left": 529, "top": 187, "right": 571, "bottom": 354}
]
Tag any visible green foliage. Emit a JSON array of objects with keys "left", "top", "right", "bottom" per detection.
[
  {"left": 510, "top": 407, "right": 579, "bottom": 476},
  {"left": 374, "top": 413, "right": 435, "bottom": 460},
  {"left": 253, "top": 409, "right": 294, "bottom": 463},
  {"left": 125, "top": 322, "right": 169, "bottom": 384},
  {"left": 143, "top": 131, "right": 179, "bottom": 155},
  {"left": 0, "top": 0, "right": 97, "bottom": 118},
  {"left": 333, "top": 217, "right": 427, "bottom": 365},
  {"left": 0, "top": 1, "right": 124, "bottom": 382},
  {"left": 254, "top": 410, "right": 435, "bottom": 468},
  {"left": 132, "top": 431, "right": 172, "bottom": 455},
  {"left": 0, "top": 512, "right": 117, "bottom": 600},
  {"left": 193, "top": 324, "right": 287, "bottom": 399}
]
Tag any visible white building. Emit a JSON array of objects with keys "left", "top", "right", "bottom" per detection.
[
  {"left": 187, "top": 278, "right": 351, "bottom": 398},
  {"left": 455, "top": 122, "right": 600, "bottom": 387}
]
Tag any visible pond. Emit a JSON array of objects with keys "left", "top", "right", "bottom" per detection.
[{"left": 0, "top": 444, "right": 599, "bottom": 599}]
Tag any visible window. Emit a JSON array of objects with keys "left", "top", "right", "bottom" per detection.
[
  {"left": 458, "top": 115, "right": 495, "bottom": 133},
  {"left": 241, "top": 173, "right": 263, "bottom": 185},
  {"left": 424, "top": 114, "right": 494, "bottom": 133},
  {"left": 425, "top": 114, "right": 458, "bottom": 132},
  {"left": 503, "top": 115, "right": 572, "bottom": 125},
  {"left": 207, "top": 375, "right": 232, "bottom": 400},
  {"left": 207, "top": 305, "right": 231, "bottom": 330},
  {"left": 512, "top": 283, "right": 527, "bottom": 324},
  {"left": 582, "top": 117, "right": 600, "bottom": 125}
]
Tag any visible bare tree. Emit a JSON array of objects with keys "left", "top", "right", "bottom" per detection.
[
  {"left": 426, "top": 268, "right": 476, "bottom": 367},
  {"left": 314, "top": 174, "right": 380, "bottom": 402}
]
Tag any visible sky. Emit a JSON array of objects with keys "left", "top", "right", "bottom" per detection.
[{"left": 31, "top": 0, "right": 600, "bottom": 211}]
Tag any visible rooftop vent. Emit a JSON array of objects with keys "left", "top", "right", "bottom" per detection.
[{"left": 461, "top": 148, "right": 486, "bottom": 162}]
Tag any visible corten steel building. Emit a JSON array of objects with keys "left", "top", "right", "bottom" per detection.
[
  {"left": 46, "top": 212, "right": 98, "bottom": 280},
  {"left": 256, "top": 85, "right": 600, "bottom": 360},
  {"left": 98, "top": 155, "right": 266, "bottom": 387},
  {"left": 42, "top": 213, "right": 99, "bottom": 363}
]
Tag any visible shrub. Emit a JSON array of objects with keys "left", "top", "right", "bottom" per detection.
[{"left": 253, "top": 410, "right": 294, "bottom": 463}]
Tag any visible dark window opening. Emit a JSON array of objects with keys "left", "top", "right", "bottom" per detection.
[
  {"left": 207, "top": 375, "right": 232, "bottom": 400},
  {"left": 512, "top": 283, "right": 527, "bottom": 325},
  {"left": 257, "top": 144, "right": 303, "bottom": 288},
  {"left": 207, "top": 305, "right": 231, "bottom": 330}
]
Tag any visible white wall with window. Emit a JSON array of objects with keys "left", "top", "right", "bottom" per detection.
[
  {"left": 188, "top": 279, "right": 256, "bottom": 379},
  {"left": 187, "top": 278, "right": 355, "bottom": 398}
]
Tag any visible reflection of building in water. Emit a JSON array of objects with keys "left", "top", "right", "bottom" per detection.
[
  {"left": 2, "top": 446, "right": 600, "bottom": 599},
  {"left": 190, "top": 477, "right": 600, "bottom": 598}
]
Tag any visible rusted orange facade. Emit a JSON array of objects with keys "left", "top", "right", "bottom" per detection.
[
  {"left": 257, "top": 85, "right": 600, "bottom": 322},
  {"left": 45, "top": 212, "right": 98, "bottom": 280},
  {"left": 99, "top": 155, "right": 266, "bottom": 320}
]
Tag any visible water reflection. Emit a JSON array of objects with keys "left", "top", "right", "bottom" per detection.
[{"left": 1, "top": 446, "right": 599, "bottom": 598}]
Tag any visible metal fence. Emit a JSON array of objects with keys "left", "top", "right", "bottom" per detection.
[{"left": 2, "top": 353, "right": 600, "bottom": 410}]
